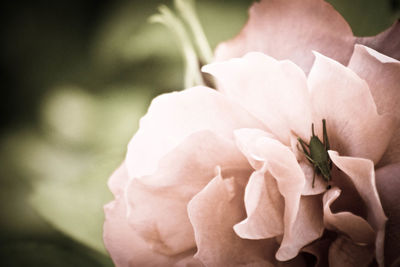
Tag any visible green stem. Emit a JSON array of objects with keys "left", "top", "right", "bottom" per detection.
[
  {"left": 150, "top": 5, "right": 204, "bottom": 88},
  {"left": 174, "top": 0, "right": 213, "bottom": 64}
]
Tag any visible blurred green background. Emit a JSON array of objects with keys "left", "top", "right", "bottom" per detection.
[{"left": 0, "top": 0, "right": 398, "bottom": 266}]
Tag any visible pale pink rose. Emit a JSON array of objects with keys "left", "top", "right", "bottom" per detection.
[{"left": 103, "top": 0, "right": 400, "bottom": 266}]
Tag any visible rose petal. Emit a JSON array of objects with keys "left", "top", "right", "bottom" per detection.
[
  {"left": 327, "top": 167, "right": 368, "bottom": 219},
  {"left": 278, "top": 195, "right": 324, "bottom": 261},
  {"left": 243, "top": 134, "right": 306, "bottom": 261},
  {"left": 234, "top": 129, "right": 323, "bottom": 260},
  {"left": 236, "top": 129, "right": 327, "bottom": 197},
  {"left": 309, "top": 52, "right": 396, "bottom": 164},
  {"left": 234, "top": 167, "right": 324, "bottom": 259},
  {"left": 126, "top": 179, "right": 196, "bottom": 256},
  {"left": 323, "top": 187, "right": 375, "bottom": 244},
  {"left": 356, "top": 19, "right": 400, "bottom": 60},
  {"left": 103, "top": 197, "right": 190, "bottom": 267},
  {"left": 328, "top": 236, "right": 374, "bottom": 267},
  {"left": 125, "top": 131, "right": 250, "bottom": 256},
  {"left": 328, "top": 151, "right": 387, "bottom": 266},
  {"left": 126, "top": 86, "right": 264, "bottom": 178},
  {"left": 234, "top": 128, "right": 275, "bottom": 170},
  {"left": 203, "top": 52, "right": 312, "bottom": 145},
  {"left": 298, "top": 161, "right": 327, "bottom": 196},
  {"left": 348, "top": 45, "right": 400, "bottom": 117},
  {"left": 174, "top": 256, "right": 204, "bottom": 267},
  {"left": 375, "top": 163, "right": 400, "bottom": 266},
  {"left": 187, "top": 168, "right": 278, "bottom": 266},
  {"left": 347, "top": 45, "right": 400, "bottom": 166},
  {"left": 107, "top": 161, "right": 129, "bottom": 197},
  {"left": 234, "top": 165, "right": 285, "bottom": 239},
  {"left": 380, "top": 132, "right": 400, "bottom": 168},
  {"left": 214, "top": 0, "right": 355, "bottom": 73},
  {"left": 141, "top": 130, "right": 250, "bottom": 187}
]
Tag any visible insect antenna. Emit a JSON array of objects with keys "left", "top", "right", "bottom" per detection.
[
  {"left": 322, "top": 119, "right": 330, "bottom": 150},
  {"left": 311, "top": 123, "right": 315, "bottom": 136}
]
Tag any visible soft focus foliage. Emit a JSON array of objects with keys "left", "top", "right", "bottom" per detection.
[{"left": 0, "top": 0, "right": 398, "bottom": 266}]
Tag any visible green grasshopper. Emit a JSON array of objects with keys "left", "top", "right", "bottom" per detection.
[{"left": 297, "top": 119, "right": 332, "bottom": 188}]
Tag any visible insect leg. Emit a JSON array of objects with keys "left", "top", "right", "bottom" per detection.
[
  {"left": 297, "top": 138, "right": 314, "bottom": 164},
  {"left": 312, "top": 168, "right": 316, "bottom": 188},
  {"left": 297, "top": 137, "right": 310, "bottom": 149},
  {"left": 298, "top": 147, "right": 315, "bottom": 164}
]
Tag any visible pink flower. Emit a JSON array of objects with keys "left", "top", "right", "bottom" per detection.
[{"left": 103, "top": 0, "right": 400, "bottom": 266}]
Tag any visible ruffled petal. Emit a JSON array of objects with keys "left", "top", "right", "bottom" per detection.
[
  {"left": 234, "top": 128, "right": 275, "bottom": 170},
  {"left": 348, "top": 45, "right": 400, "bottom": 118},
  {"left": 328, "top": 151, "right": 387, "bottom": 266},
  {"left": 253, "top": 137, "right": 306, "bottom": 238},
  {"left": 375, "top": 163, "right": 400, "bottom": 266},
  {"left": 298, "top": 161, "right": 327, "bottom": 196},
  {"left": 347, "top": 45, "right": 400, "bottom": 166},
  {"left": 309, "top": 52, "right": 396, "bottom": 164},
  {"left": 203, "top": 52, "right": 312, "bottom": 145},
  {"left": 356, "top": 19, "right": 400, "bottom": 60},
  {"left": 234, "top": 129, "right": 306, "bottom": 261},
  {"left": 328, "top": 236, "right": 374, "bottom": 267},
  {"left": 103, "top": 197, "right": 191, "bottom": 267},
  {"left": 234, "top": 168, "right": 324, "bottom": 260},
  {"left": 326, "top": 167, "right": 368, "bottom": 219},
  {"left": 125, "top": 131, "right": 250, "bottom": 256},
  {"left": 323, "top": 187, "right": 375, "bottom": 244},
  {"left": 139, "top": 130, "right": 250, "bottom": 187},
  {"left": 187, "top": 168, "right": 278, "bottom": 266},
  {"left": 234, "top": 166, "right": 285, "bottom": 239},
  {"left": 107, "top": 161, "right": 129, "bottom": 197},
  {"left": 214, "top": 0, "right": 355, "bottom": 73},
  {"left": 126, "top": 179, "right": 196, "bottom": 256},
  {"left": 278, "top": 195, "right": 324, "bottom": 261},
  {"left": 174, "top": 257, "right": 204, "bottom": 267},
  {"left": 380, "top": 133, "right": 400, "bottom": 168},
  {"left": 126, "top": 86, "right": 264, "bottom": 178}
]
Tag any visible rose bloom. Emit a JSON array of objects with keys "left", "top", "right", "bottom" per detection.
[{"left": 103, "top": 0, "right": 400, "bottom": 266}]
